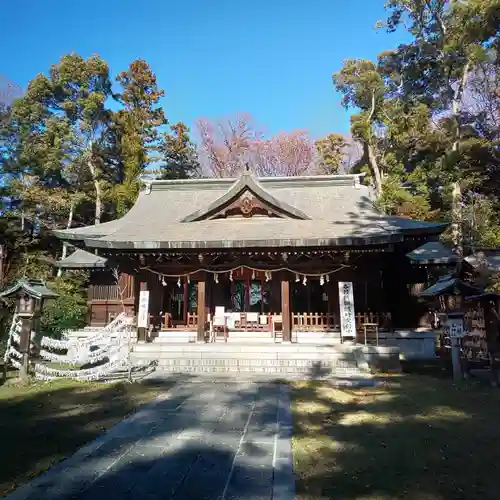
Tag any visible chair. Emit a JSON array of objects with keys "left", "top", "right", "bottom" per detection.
[
  {"left": 239, "top": 313, "right": 247, "bottom": 330},
  {"left": 246, "top": 312, "right": 259, "bottom": 330},
  {"left": 272, "top": 314, "right": 283, "bottom": 341},
  {"left": 259, "top": 314, "right": 269, "bottom": 331},
  {"left": 212, "top": 306, "right": 228, "bottom": 342},
  {"left": 162, "top": 312, "right": 172, "bottom": 330},
  {"left": 362, "top": 322, "right": 379, "bottom": 345}
]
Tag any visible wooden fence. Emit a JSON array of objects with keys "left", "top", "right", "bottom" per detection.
[
  {"left": 292, "top": 311, "right": 392, "bottom": 331},
  {"left": 155, "top": 310, "right": 392, "bottom": 332}
]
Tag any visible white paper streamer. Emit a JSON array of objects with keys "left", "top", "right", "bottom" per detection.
[
  {"left": 34, "top": 353, "right": 128, "bottom": 380},
  {"left": 40, "top": 313, "right": 131, "bottom": 350},
  {"left": 38, "top": 339, "right": 128, "bottom": 366},
  {"left": 3, "top": 314, "right": 22, "bottom": 363},
  {"left": 5, "top": 312, "right": 136, "bottom": 382},
  {"left": 10, "top": 358, "right": 22, "bottom": 369},
  {"left": 8, "top": 346, "right": 23, "bottom": 359}
]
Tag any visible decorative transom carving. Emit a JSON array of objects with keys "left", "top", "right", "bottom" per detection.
[{"left": 240, "top": 196, "right": 254, "bottom": 216}]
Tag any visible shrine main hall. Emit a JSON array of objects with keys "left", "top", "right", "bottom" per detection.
[{"left": 55, "top": 172, "right": 446, "bottom": 343}]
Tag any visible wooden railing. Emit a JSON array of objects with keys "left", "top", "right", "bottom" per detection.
[
  {"left": 89, "top": 283, "right": 134, "bottom": 301},
  {"left": 292, "top": 312, "right": 392, "bottom": 331},
  {"left": 154, "top": 310, "right": 392, "bottom": 332},
  {"left": 186, "top": 312, "right": 198, "bottom": 328},
  {"left": 89, "top": 274, "right": 135, "bottom": 301}
]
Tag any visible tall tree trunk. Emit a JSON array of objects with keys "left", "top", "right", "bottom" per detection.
[
  {"left": 87, "top": 142, "right": 102, "bottom": 225},
  {"left": 450, "top": 61, "right": 470, "bottom": 259},
  {"left": 57, "top": 202, "right": 74, "bottom": 278},
  {"left": 93, "top": 174, "right": 102, "bottom": 225},
  {"left": 366, "top": 143, "right": 383, "bottom": 197},
  {"left": 451, "top": 181, "right": 463, "bottom": 258},
  {"left": 366, "top": 90, "right": 383, "bottom": 197},
  {"left": 451, "top": 61, "right": 470, "bottom": 152}
]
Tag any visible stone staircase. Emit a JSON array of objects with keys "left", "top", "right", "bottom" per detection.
[{"left": 131, "top": 342, "right": 372, "bottom": 379}]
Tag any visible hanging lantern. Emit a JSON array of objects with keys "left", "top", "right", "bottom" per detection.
[
  {"left": 326, "top": 274, "right": 330, "bottom": 283},
  {"left": 252, "top": 270, "right": 256, "bottom": 280},
  {"left": 177, "top": 277, "right": 181, "bottom": 288},
  {"left": 265, "top": 271, "right": 271, "bottom": 282},
  {"left": 295, "top": 273, "right": 300, "bottom": 282},
  {"left": 214, "top": 273, "right": 219, "bottom": 284},
  {"left": 229, "top": 270, "right": 233, "bottom": 282},
  {"left": 161, "top": 276, "right": 167, "bottom": 286},
  {"left": 320, "top": 275, "right": 325, "bottom": 286},
  {"left": 187, "top": 275, "right": 191, "bottom": 284},
  {"left": 302, "top": 276, "right": 307, "bottom": 286}
]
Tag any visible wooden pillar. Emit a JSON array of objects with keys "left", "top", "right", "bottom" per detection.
[
  {"left": 281, "top": 279, "right": 291, "bottom": 342},
  {"left": 183, "top": 281, "right": 189, "bottom": 324},
  {"left": 19, "top": 316, "right": 32, "bottom": 382},
  {"left": 197, "top": 279, "right": 206, "bottom": 342},
  {"left": 137, "top": 280, "right": 148, "bottom": 342}
]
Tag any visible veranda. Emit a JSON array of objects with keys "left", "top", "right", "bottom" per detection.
[{"left": 87, "top": 247, "right": 405, "bottom": 344}]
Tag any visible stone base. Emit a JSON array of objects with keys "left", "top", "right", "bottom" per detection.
[
  {"left": 131, "top": 341, "right": 402, "bottom": 378},
  {"left": 379, "top": 329, "right": 437, "bottom": 361}
]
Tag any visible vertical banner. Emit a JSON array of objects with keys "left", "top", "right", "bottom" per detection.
[
  {"left": 137, "top": 290, "right": 150, "bottom": 328},
  {"left": 338, "top": 281, "right": 356, "bottom": 340}
]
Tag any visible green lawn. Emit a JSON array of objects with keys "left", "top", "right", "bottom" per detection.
[
  {"left": 292, "top": 374, "right": 500, "bottom": 500},
  {"left": 0, "top": 374, "right": 168, "bottom": 496}
]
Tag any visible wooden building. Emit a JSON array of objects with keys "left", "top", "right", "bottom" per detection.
[
  {"left": 54, "top": 172, "right": 447, "bottom": 341},
  {"left": 56, "top": 247, "right": 135, "bottom": 325}
]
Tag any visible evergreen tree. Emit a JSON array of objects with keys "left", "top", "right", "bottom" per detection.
[{"left": 158, "top": 122, "right": 200, "bottom": 179}]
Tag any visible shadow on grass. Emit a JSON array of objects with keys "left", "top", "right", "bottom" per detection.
[
  {"left": 400, "top": 358, "right": 452, "bottom": 379},
  {"left": 0, "top": 375, "right": 181, "bottom": 496},
  {"left": 292, "top": 375, "right": 500, "bottom": 500}
]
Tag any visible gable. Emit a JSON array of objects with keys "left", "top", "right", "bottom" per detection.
[{"left": 181, "top": 173, "right": 311, "bottom": 222}]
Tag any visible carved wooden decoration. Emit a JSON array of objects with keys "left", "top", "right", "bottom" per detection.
[{"left": 209, "top": 190, "right": 285, "bottom": 219}]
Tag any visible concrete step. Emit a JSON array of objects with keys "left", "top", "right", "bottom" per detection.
[
  {"left": 130, "top": 345, "right": 366, "bottom": 378},
  {"left": 131, "top": 357, "right": 360, "bottom": 368},
  {"left": 131, "top": 358, "right": 366, "bottom": 377},
  {"left": 142, "top": 365, "right": 366, "bottom": 376},
  {"left": 130, "top": 341, "right": 400, "bottom": 376},
  {"left": 133, "top": 342, "right": 353, "bottom": 354},
  {"left": 144, "top": 371, "right": 375, "bottom": 386}
]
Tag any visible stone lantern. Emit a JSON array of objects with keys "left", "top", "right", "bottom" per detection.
[{"left": 0, "top": 279, "right": 58, "bottom": 380}]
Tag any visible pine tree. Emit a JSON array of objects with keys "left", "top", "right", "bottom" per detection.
[{"left": 158, "top": 122, "right": 200, "bottom": 179}]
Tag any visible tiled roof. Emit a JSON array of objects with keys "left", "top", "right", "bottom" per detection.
[
  {"left": 406, "top": 241, "right": 458, "bottom": 265},
  {"left": 419, "top": 275, "right": 481, "bottom": 297},
  {"left": 465, "top": 250, "right": 500, "bottom": 272},
  {"left": 0, "top": 279, "right": 59, "bottom": 299},
  {"left": 54, "top": 173, "right": 447, "bottom": 250},
  {"left": 56, "top": 248, "right": 108, "bottom": 269}
]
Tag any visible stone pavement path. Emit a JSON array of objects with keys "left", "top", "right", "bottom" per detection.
[{"left": 7, "top": 381, "right": 295, "bottom": 500}]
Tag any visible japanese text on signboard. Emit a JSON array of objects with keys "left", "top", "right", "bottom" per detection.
[{"left": 339, "top": 281, "right": 355, "bottom": 338}]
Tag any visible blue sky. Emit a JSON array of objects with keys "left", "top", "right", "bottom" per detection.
[{"left": 2, "top": 0, "right": 409, "bottom": 139}]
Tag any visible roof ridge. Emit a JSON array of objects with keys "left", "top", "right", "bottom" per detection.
[{"left": 145, "top": 172, "right": 366, "bottom": 191}]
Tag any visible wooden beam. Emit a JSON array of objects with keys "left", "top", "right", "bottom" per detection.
[
  {"left": 197, "top": 279, "right": 206, "bottom": 342},
  {"left": 281, "top": 279, "right": 291, "bottom": 342}
]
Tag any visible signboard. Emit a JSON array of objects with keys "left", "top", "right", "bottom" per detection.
[
  {"left": 339, "top": 281, "right": 356, "bottom": 339},
  {"left": 446, "top": 316, "right": 465, "bottom": 338},
  {"left": 137, "top": 290, "right": 150, "bottom": 328}
]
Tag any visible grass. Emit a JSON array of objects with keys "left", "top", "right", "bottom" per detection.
[
  {"left": 291, "top": 374, "right": 500, "bottom": 500},
  {"left": 0, "top": 372, "right": 169, "bottom": 496}
]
